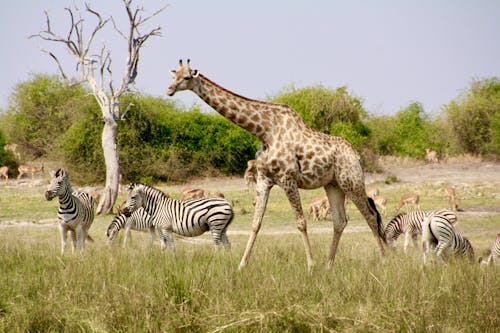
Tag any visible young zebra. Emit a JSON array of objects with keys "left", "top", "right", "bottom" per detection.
[
  {"left": 122, "top": 183, "right": 234, "bottom": 252},
  {"left": 384, "top": 210, "right": 457, "bottom": 252},
  {"left": 422, "top": 213, "right": 474, "bottom": 263},
  {"left": 45, "top": 168, "right": 95, "bottom": 255},
  {"left": 106, "top": 208, "right": 156, "bottom": 247},
  {"left": 479, "top": 234, "right": 500, "bottom": 265}
]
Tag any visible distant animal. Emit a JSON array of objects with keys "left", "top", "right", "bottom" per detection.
[
  {"left": 106, "top": 208, "right": 156, "bottom": 247},
  {"left": 422, "top": 213, "right": 474, "bottom": 263},
  {"left": 243, "top": 159, "right": 257, "bottom": 192},
  {"left": 180, "top": 188, "right": 207, "bottom": 201},
  {"left": 425, "top": 148, "right": 438, "bottom": 164},
  {"left": 371, "top": 194, "right": 387, "bottom": 217},
  {"left": 45, "top": 169, "right": 95, "bottom": 254},
  {"left": 479, "top": 234, "right": 500, "bottom": 265},
  {"left": 308, "top": 194, "right": 329, "bottom": 222},
  {"left": 0, "top": 166, "right": 8, "bottom": 181},
  {"left": 394, "top": 193, "right": 420, "bottom": 214},
  {"left": 384, "top": 210, "right": 457, "bottom": 252},
  {"left": 122, "top": 183, "right": 234, "bottom": 252},
  {"left": 445, "top": 185, "right": 459, "bottom": 211},
  {"left": 18, "top": 164, "right": 44, "bottom": 180}
]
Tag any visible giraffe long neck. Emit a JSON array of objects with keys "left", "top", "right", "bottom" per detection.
[{"left": 192, "top": 74, "right": 278, "bottom": 142}]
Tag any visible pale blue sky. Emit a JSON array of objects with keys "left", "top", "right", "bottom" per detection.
[{"left": 1, "top": 1, "right": 499, "bottom": 115}]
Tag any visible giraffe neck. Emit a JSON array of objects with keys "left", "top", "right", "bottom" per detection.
[{"left": 191, "top": 74, "right": 279, "bottom": 142}]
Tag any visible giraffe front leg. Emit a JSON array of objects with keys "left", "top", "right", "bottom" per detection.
[
  {"left": 325, "top": 185, "right": 348, "bottom": 270},
  {"left": 282, "top": 178, "right": 314, "bottom": 272},
  {"left": 239, "top": 177, "right": 272, "bottom": 270}
]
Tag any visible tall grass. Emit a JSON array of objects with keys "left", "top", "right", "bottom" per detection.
[{"left": 0, "top": 179, "right": 499, "bottom": 332}]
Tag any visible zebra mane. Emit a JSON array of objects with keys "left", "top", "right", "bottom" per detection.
[{"left": 134, "top": 183, "right": 169, "bottom": 199}]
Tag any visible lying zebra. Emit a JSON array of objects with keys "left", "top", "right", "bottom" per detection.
[
  {"left": 106, "top": 208, "right": 156, "bottom": 247},
  {"left": 45, "top": 168, "right": 95, "bottom": 255},
  {"left": 422, "top": 213, "right": 474, "bottom": 263},
  {"left": 122, "top": 183, "right": 234, "bottom": 252},
  {"left": 384, "top": 210, "right": 457, "bottom": 252},
  {"left": 479, "top": 234, "right": 500, "bottom": 265}
]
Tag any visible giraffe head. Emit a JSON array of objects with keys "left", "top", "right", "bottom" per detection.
[{"left": 166, "top": 59, "right": 199, "bottom": 96}]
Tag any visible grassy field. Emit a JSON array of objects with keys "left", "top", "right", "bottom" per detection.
[{"left": 0, "top": 174, "right": 499, "bottom": 332}]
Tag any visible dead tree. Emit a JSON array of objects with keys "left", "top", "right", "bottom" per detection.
[{"left": 31, "top": 1, "right": 166, "bottom": 214}]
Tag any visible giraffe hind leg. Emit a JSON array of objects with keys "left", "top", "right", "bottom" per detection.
[{"left": 325, "top": 185, "right": 348, "bottom": 270}]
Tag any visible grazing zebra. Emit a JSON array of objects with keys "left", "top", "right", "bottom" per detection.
[
  {"left": 384, "top": 210, "right": 457, "bottom": 252},
  {"left": 422, "top": 213, "right": 474, "bottom": 263},
  {"left": 122, "top": 183, "right": 234, "bottom": 252},
  {"left": 45, "top": 169, "right": 95, "bottom": 254},
  {"left": 106, "top": 208, "right": 156, "bottom": 247},
  {"left": 479, "top": 234, "right": 500, "bottom": 265}
]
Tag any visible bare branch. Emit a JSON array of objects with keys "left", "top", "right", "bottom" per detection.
[
  {"left": 40, "top": 49, "right": 68, "bottom": 80},
  {"left": 110, "top": 16, "right": 127, "bottom": 40}
]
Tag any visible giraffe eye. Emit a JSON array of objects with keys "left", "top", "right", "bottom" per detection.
[{"left": 183, "top": 76, "right": 191, "bottom": 81}]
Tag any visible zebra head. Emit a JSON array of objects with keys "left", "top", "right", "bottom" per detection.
[
  {"left": 45, "top": 168, "right": 69, "bottom": 201},
  {"left": 122, "top": 183, "right": 144, "bottom": 217}
]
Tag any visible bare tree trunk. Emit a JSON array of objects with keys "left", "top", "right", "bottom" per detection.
[{"left": 97, "top": 114, "right": 120, "bottom": 215}]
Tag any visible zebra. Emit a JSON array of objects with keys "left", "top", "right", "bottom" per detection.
[
  {"left": 45, "top": 168, "right": 95, "bottom": 254},
  {"left": 121, "top": 183, "right": 234, "bottom": 252},
  {"left": 384, "top": 210, "right": 457, "bottom": 252},
  {"left": 422, "top": 213, "right": 474, "bottom": 263},
  {"left": 479, "top": 233, "right": 500, "bottom": 265},
  {"left": 106, "top": 207, "right": 157, "bottom": 247}
]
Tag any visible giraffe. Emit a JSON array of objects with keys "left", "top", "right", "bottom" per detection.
[{"left": 166, "top": 59, "right": 386, "bottom": 270}]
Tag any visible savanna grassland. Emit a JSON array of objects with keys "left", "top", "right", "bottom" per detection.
[{"left": 0, "top": 160, "right": 499, "bottom": 332}]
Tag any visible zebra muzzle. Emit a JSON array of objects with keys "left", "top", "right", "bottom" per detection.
[{"left": 45, "top": 191, "right": 56, "bottom": 201}]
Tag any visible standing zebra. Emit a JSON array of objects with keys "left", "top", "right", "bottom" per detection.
[
  {"left": 122, "top": 183, "right": 234, "bottom": 252},
  {"left": 422, "top": 213, "right": 474, "bottom": 263},
  {"left": 479, "top": 234, "right": 500, "bottom": 265},
  {"left": 45, "top": 169, "right": 95, "bottom": 254},
  {"left": 384, "top": 210, "right": 457, "bottom": 252},
  {"left": 106, "top": 208, "right": 156, "bottom": 247}
]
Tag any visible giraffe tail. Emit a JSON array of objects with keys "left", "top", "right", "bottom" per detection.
[{"left": 368, "top": 197, "right": 386, "bottom": 244}]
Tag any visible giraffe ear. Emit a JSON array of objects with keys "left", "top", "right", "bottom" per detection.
[
  {"left": 169, "top": 70, "right": 177, "bottom": 78},
  {"left": 191, "top": 69, "right": 199, "bottom": 78}
]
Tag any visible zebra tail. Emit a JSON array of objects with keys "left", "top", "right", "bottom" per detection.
[{"left": 368, "top": 197, "right": 386, "bottom": 243}]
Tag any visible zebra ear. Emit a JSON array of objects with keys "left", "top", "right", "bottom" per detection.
[{"left": 49, "top": 170, "right": 57, "bottom": 178}]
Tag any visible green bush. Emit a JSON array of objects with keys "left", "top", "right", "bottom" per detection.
[{"left": 443, "top": 77, "right": 500, "bottom": 156}]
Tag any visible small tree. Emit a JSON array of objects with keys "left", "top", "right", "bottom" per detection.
[{"left": 31, "top": 0, "right": 166, "bottom": 214}]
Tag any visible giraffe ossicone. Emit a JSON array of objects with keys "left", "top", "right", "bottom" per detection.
[{"left": 167, "top": 59, "right": 386, "bottom": 270}]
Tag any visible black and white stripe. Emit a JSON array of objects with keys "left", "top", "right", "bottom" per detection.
[
  {"left": 422, "top": 213, "right": 474, "bottom": 262},
  {"left": 480, "top": 234, "right": 500, "bottom": 265},
  {"left": 45, "top": 168, "right": 95, "bottom": 254},
  {"left": 384, "top": 210, "right": 457, "bottom": 252},
  {"left": 106, "top": 208, "right": 156, "bottom": 247},
  {"left": 122, "top": 183, "right": 234, "bottom": 252}
]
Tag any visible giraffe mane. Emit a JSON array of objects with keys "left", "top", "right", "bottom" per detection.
[{"left": 199, "top": 74, "right": 287, "bottom": 108}]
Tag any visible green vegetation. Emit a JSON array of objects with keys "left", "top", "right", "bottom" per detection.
[
  {"left": 1, "top": 75, "right": 500, "bottom": 184},
  {"left": 0, "top": 181, "right": 498, "bottom": 332}
]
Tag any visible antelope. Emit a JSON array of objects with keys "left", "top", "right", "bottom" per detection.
[
  {"left": 394, "top": 193, "right": 420, "bottom": 214},
  {"left": 445, "top": 186, "right": 459, "bottom": 211},
  {"left": 0, "top": 166, "right": 8, "bottom": 181},
  {"left": 179, "top": 188, "right": 207, "bottom": 201},
  {"left": 17, "top": 164, "right": 44, "bottom": 180},
  {"left": 243, "top": 159, "right": 257, "bottom": 192},
  {"left": 371, "top": 194, "right": 387, "bottom": 217},
  {"left": 308, "top": 194, "right": 329, "bottom": 222},
  {"left": 424, "top": 148, "right": 438, "bottom": 164}
]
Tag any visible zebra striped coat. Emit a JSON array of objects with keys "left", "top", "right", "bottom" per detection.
[
  {"left": 122, "top": 183, "right": 234, "bottom": 252},
  {"left": 422, "top": 213, "right": 474, "bottom": 262},
  {"left": 106, "top": 208, "right": 156, "bottom": 247},
  {"left": 384, "top": 210, "right": 457, "bottom": 252},
  {"left": 45, "top": 168, "right": 95, "bottom": 254},
  {"left": 480, "top": 233, "right": 500, "bottom": 265}
]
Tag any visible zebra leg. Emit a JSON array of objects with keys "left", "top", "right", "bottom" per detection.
[
  {"left": 403, "top": 231, "right": 411, "bottom": 253},
  {"left": 59, "top": 224, "right": 68, "bottom": 255},
  {"left": 221, "top": 230, "right": 231, "bottom": 252},
  {"left": 149, "top": 227, "right": 156, "bottom": 246},
  {"left": 411, "top": 233, "right": 419, "bottom": 251},
  {"left": 75, "top": 226, "right": 86, "bottom": 254},
  {"left": 123, "top": 225, "right": 132, "bottom": 247},
  {"left": 239, "top": 177, "right": 273, "bottom": 270},
  {"left": 69, "top": 230, "right": 77, "bottom": 254},
  {"left": 159, "top": 228, "right": 175, "bottom": 252},
  {"left": 434, "top": 241, "right": 449, "bottom": 262}
]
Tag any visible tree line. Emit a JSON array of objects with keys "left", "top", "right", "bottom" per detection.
[{"left": 0, "top": 74, "right": 499, "bottom": 184}]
